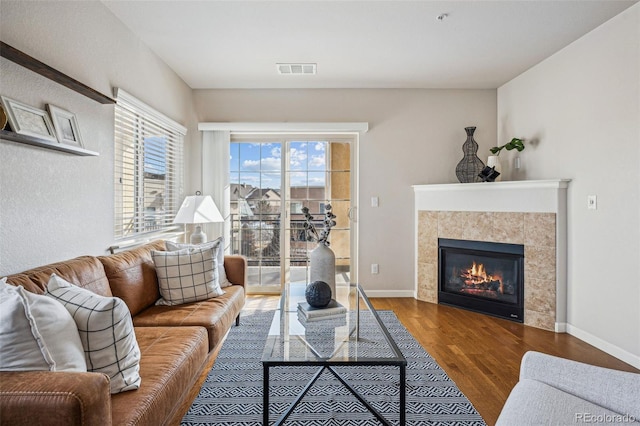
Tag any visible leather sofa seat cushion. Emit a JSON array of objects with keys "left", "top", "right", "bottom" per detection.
[
  {"left": 98, "top": 241, "right": 166, "bottom": 316},
  {"left": 111, "top": 326, "right": 208, "bottom": 426},
  {"left": 133, "top": 285, "right": 245, "bottom": 351},
  {"left": 4, "top": 256, "right": 112, "bottom": 297}
]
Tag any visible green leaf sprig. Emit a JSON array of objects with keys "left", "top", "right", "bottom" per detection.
[{"left": 490, "top": 138, "right": 525, "bottom": 156}]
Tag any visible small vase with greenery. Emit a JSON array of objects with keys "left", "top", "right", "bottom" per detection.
[
  {"left": 490, "top": 138, "right": 525, "bottom": 156},
  {"left": 485, "top": 138, "right": 525, "bottom": 181}
]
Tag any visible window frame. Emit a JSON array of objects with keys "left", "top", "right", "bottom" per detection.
[{"left": 113, "top": 89, "right": 186, "bottom": 242}]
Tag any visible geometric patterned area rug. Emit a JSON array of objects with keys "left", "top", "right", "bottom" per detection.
[{"left": 182, "top": 310, "right": 486, "bottom": 426}]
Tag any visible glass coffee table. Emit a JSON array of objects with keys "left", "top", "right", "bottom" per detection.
[{"left": 261, "top": 282, "right": 407, "bottom": 426}]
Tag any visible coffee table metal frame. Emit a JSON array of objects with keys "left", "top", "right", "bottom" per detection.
[{"left": 261, "top": 283, "right": 407, "bottom": 426}]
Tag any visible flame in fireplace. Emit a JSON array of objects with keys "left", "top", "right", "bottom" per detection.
[{"left": 461, "top": 261, "right": 503, "bottom": 293}]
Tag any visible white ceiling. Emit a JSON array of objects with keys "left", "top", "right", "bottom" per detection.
[{"left": 102, "top": 0, "right": 638, "bottom": 89}]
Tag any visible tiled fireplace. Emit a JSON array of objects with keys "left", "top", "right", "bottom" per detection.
[{"left": 413, "top": 180, "right": 570, "bottom": 332}]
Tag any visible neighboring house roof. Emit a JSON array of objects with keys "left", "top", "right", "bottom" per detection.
[
  {"left": 231, "top": 184, "right": 326, "bottom": 203},
  {"left": 230, "top": 184, "right": 281, "bottom": 218},
  {"left": 246, "top": 188, "right": 280, "bottom": 202},
  {"left": 237, "top": 198, "right": 254, "bottom": 217},
  {"left": 230, "top": 184, "right": 281, "bottom": 202},
  {"left": 230, "top": 183, "right": 255, "bottom": 200}
]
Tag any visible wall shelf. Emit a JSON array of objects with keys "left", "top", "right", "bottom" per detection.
[
  {"left": 0, "top": 41, "right": 115, "bottom": 104},
  {"left": 1, "top": 41, "right": 111, "bottom": 155},
  {"left": 0, "top": 129, "right": 99, "bottom": 156}
]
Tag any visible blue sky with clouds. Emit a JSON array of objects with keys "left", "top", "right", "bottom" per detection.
[{"left": 230, "top": 141, "right": 327, "bottom": 189}]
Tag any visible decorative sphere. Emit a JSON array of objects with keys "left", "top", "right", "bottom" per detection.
[{"left": 305, "top": 281, "right": 332, "bottom": 308}]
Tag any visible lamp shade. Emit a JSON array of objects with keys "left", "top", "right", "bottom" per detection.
[{"left": 173, "top": 194, "right": 224, "bottom": 224}]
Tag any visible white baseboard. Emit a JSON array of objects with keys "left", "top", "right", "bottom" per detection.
[
  {"left": 566, "top": 324, "right": 640, "bottom": 370},
  {"left": 366, "top": 290, "right": 415, "bottom": 298},
  {"left": 555, "top": 322, "right": 567, "bottom": 333}
]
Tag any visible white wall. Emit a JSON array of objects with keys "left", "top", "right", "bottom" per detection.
[
  {"left": 0, "top": 1, "right": 197, "bottom": 275},
  {"left": 193, "top": 89, "right": 497, "bottom": 296},
  {"left": 498, "top": 4, "right": 640, "bottom": 366}
]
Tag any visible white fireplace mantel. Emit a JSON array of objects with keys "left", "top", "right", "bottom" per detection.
[
  {"left": 413, "top": 179, "right": 571, "bottom": 332},
  {"left": 412, "top": 179, "right": 571, "bottom": 213}
]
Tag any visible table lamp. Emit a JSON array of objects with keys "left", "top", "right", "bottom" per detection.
[{"left": 173, "top": 191, "right": 224, "bottom": 244}]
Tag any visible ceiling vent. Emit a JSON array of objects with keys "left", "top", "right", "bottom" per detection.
[{"left": 277, "top": 63, "right": 316, "bottom": 75}]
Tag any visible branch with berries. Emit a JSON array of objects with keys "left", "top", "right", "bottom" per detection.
[{"left": 301, "top": 204, "right": 337, "bottom": 247}]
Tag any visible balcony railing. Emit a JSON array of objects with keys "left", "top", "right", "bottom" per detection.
[{"left": 229, "top": 213, "right": 324, "bottom": 266}]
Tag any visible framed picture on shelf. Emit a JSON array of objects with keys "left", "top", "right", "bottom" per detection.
[
  {"left": 0, "top": 96, "right": 57, "bottom": 142},
  {"left": 47, "top": 104, "right": 84, "bottom": 148}
]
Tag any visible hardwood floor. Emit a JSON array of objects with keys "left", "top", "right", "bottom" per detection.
[{"left": 243, "top": 294, "right": 639, "bottom": 426}]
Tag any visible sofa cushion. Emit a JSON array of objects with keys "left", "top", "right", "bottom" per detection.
[
  {"left": 166, "top": 237, "right": 232, "bottom": 288},
  {"left": 0, "top": 278, "right": 86, "bottom": 372},
  {"left": 133, "top": 285, "right": 245, "bottom": 351},
  {"left": 46, "top": 274, "right": 141, "bottom": 394},
  {"left": 110, "top": 326, "right": 208, "bottom": 426},
  {"left": 518, "top": 350, "right": 640, "bottom": 420},
  {"left": 4, "top": 256, "right": 112, "bottom": 297},
  {"left": 496, "top": 379, "right": 630, "bottom": 426},
  {"left": 152, "top": 246, "right": 224, "bottom": 306},
  {"left": 98, "top": 241, "right": 166, "bottom": 316}
]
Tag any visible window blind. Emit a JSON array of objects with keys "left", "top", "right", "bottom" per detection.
[{"left": 113, "top": 89, "right": 186, "bottom": 240}]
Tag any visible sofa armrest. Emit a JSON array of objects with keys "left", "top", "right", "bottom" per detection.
[
  {"left": 520, "top": 351, "right": 640, "bottom": 418},
  {"left": 0, "top": 371, "right": 112, "bottom": 426},
  {"left": 224, "top": 255, "right": 247, "bottom": 287}
]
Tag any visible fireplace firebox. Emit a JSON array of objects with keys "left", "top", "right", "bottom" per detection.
[{"left": 438, "top": 238, "right": 524, "bottom": 322}]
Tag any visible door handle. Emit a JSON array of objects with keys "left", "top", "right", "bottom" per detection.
[{"left": 348, "top": 206, "right": 357, "bottom": 222}]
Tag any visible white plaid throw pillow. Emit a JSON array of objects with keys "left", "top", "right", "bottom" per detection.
[
  {"left": 165, "top": 237, "right": 232, "bottom": 288},
  {"left": 152, "top": 246, "right": 224, "bottom": 306},
  {"left": 45, "top": 274, "right": 141, "bottom": 394}
]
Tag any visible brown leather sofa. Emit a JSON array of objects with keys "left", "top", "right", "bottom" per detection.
[{"left": 0, "top": 241, "right": 246, "bottom": 425}]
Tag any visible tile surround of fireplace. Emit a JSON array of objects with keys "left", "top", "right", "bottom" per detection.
[{"left": 413, "top": 180, "right": 570, "bottom": 332}]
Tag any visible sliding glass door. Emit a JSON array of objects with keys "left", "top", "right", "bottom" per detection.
[
  {"left": 229, "top": 142, "right": 283, "bottom": 290},
  {"left": 229, "top": 136, "right": 356, "bottom": 294}
]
